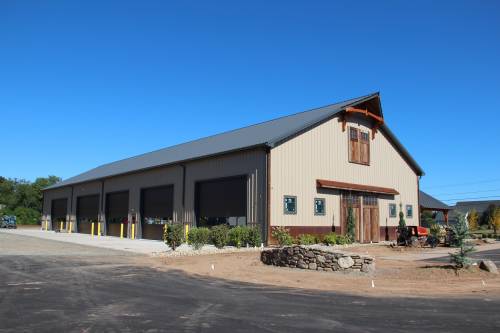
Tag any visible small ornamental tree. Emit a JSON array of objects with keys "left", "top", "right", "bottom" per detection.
[
  {"left": 165, "top": 223, "right": 185, "bottom": 250},
  {"left": 346, "top": 206, "right": 356, "bottom": 242},
  {"left": 228, "top": 226, "right": 246, "bottom": 248},
  {"left": 244, "top": 226, "right": 262, "bottom": 247},
  {"left": 188, "top": 227, "right": 211, "bottom": 250},
  {"left": 397, "top": 203, "right": 410, "bottom": 245},
  {"left": 211, "top": 224, "right": 229, "bottom": 249},
  {"left": 449, "top": 213, "right": 475, "bottom": 268},
  {"left": 467, "top": 209, "right": 479, "bottom": 231}
]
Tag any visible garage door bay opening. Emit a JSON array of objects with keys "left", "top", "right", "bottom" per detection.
[
  {"left": 77, "top": 195, "right": 99, "bottom": 234},
  {"left": 106, "top": 191, "right": 129, "bottom": 237},
  {"left": 195, "top": 176, "right": 247, "bottom": 228},
  {"left": 141, "top": 185, "right": 174, "bottom": 240}
]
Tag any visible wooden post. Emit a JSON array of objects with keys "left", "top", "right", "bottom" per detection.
[{"left": 444, "top": 211, "right": 449, "bottom": 225}]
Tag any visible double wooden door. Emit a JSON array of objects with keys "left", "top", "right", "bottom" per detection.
[{"left": 341, "top": 193, "right": 380, "bottom": 243}]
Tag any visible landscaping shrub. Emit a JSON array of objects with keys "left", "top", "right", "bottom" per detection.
[
  {"left": 297, "top": 234, "right": 316, "bottom": 245},
  {"left": 164, "top": 223, "right": 184, "bottom": 250},
  {"left": 211, "top": 224, "right": 229, "bottom": 249},
  {"left": 271, "top": 226, "right": 294, "bottom": 246},
  {"left": 228, "top": 226, "right": 247, "bottom": 248},
  {"left": 426, "top": 221, "right": 441, "bottom": 248},
  {"left": 449, "top": 214, "right": 475, "bottom": 268},
  {"left": 323, "top": 232, "right": 337, "bottom": 246},
  {"left": 244, "top": 226, "right": 262, "bottom": 247},
  {"left": 188, "top": 227, "right": 211, "bottom": 250},
  {"left": 335, "top": 235, "right": 351, "bottom": 245}
]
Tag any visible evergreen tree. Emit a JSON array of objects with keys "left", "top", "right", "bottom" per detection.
[
  {"left": 346, "top": 205, "right": 355, "bottom": 242},
  {"left": 449, "top": 213, "right": 475, "bottom": 268},
  {"left": 397, "top": 203, "right": 409, "bottom": 245}
]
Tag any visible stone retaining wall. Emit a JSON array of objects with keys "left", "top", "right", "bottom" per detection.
[{"left": 261, "top": 245, "right": 375, "bottom": 273}]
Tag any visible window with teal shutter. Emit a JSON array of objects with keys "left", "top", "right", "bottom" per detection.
[{"left": 314, "top": 198, "right": 325, "bottom": 216}]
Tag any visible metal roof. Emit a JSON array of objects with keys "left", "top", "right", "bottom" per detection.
[
  {"left": 419, "top": 191, "right": 451, "bottom": 211},
  {"left": 45, "top": 92, "right": 424, "bottom": 190}
]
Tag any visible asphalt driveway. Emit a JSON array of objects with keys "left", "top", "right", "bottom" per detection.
[{"left": 0, "top": 233, "right": 499, "bottom": 333}]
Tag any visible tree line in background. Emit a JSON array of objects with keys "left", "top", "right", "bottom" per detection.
[
  {"left": 0, "top": 176, "right": 61, "bottom": 225},
  {"left": 466, "top": 205, "right": 500, "bottom": 234},
  {"left": 421, "top": 204, "right": 500, "bottom": 235}
]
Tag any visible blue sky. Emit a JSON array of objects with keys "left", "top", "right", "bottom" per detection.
[{"left": 1, "top": 1, "right": 499, "bottom": 205}]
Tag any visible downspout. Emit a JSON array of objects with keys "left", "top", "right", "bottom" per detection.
[
  {"left": 181, "top": 164, "right": 186, "bottom": 225},
  {"left": 100, "top": 180, "right": 105, "bottom": 235},
  {"left": 265, "top": 147, "right": 271, "bottom": 245},
  {"left": 417, "top": 175, "right": 421, "bottom": 227},
  {"left": 69, "top": 185, "right": 74, "bottom": 231},
  {"left": 41, "top": 191, "right": 45, "bottom": 229}
]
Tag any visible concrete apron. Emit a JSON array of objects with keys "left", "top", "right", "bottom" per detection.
[{"left": 0, "top": 229, "right": 168, "bottom": 255}]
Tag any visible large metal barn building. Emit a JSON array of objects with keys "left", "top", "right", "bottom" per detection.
[{"left": 42, "top": 92, "right": 424, "bottom": 243}]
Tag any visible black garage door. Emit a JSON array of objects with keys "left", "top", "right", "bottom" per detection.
[
  {"left": 77, "top": 195, "right": 99, "bottom": 234},
  {"left": 106, "top": 191, "right": 129, "bottom": 237},
  {"left": 141, "top": 186, "right": 174, "bottom": 240},
  {"left": 195, "top": 176, "right": 247, "bottom": 228},
  {"left": 51, "top": 198, "right": 67, "bottom": 231}
]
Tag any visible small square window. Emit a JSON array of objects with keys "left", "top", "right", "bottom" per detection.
[
  {"left": 284, "top": 196, "right": 297, "bottom": 214},
  {"left": 350, "top": 127, "right": 358, "bottom": 140},
  {"left": 406, "top": 205, "right": 413, "bottom": 218},
  {"left": 314, "top": 198, "right": 325, "bottom": 216},
  {"left": 389, "top": 203, "right": 397, "bottom": 218},
  {"left": 361, "top": 131, "right": 369, "bottom": 142}
]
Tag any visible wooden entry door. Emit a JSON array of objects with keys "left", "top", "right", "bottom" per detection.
[
  {"left": 341, "top": 194, "right": 361, "bottom": 242},
  {"left": 362, "top": 196, "right": 380, "bottom": 243},
  {"left": 342, "top": 193, "right": 380, "bottom": 243}
]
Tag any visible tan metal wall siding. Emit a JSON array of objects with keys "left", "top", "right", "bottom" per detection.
[
  {"left": 42, "top": 148, "right": 267, "bottom": 236},
  {"left": 42, "top": 186, "right": 72, "bottom": 229},
  {"left": 183, "top": 149, "right": 267, "bottom": 227},
  {"left": 270, "top": 114, "right": 419, "bottom": 228}
]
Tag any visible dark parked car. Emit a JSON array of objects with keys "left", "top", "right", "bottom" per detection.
[{"left": 1, "top": 215, "right": 17, "bottom": 229}]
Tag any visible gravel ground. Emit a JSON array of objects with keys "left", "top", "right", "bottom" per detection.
[
  {"left": 0, "top": 229, "right": 263, "bottom": 257},
  {"left": 1, "top": 232, "right": 500, "bottom": 332}
]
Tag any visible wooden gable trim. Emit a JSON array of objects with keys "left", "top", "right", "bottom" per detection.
[
  {"left": 345, "top": 107, "right": 384, "bottom": 123},
  {"left": 316, "top": 179, "right": 399, "bottom": 195},
  {"left": 343, "top": 107, "right": 384, "bottom": 140}
]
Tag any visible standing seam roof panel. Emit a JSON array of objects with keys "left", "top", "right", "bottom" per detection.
[{"left": 45, "top": 92, "right": 422, "bottom": 190}]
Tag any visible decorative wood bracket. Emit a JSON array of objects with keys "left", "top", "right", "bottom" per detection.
[{"left": 344, "top": 106, "right": 384, "bottom": 139}]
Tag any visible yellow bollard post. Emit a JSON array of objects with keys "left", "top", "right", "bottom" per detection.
[
  {"left": 60, "top": 221, "right": 63, "bottom": 231},
  {"left": 120, "top": 223, "right": 124, "bottom": 239},
  {"left": 45, "top": 220, "right": 48, "bottom": 231},
  {"left": 131, "top": 224, "right": 135, "bottom": 240},
  {"left": 91, "top": 222, "right": 95, "bottom": 237},
  {"left": 97, "top": 222, "right": 101, "bottom": 237},
  {"left": 68, "top": 222, "right": 72, "bottom": 234},
  {"left": 185, "top": 223, "right": 189, "bottom": 239}
]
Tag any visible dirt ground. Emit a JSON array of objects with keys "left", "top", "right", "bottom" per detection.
[{"left": 148, "top": 243, "right": 500, "bottom": 298}]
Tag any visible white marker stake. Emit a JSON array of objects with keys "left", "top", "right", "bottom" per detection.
[
  {"left": 371, "top": 280, "right": 375, "bottom": 288},
  {"left": 211, "top": 264, "right": 215, "bottom": 271},
  {"left": 482, "top": 280, "right": 486, "bottom": 287}
]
